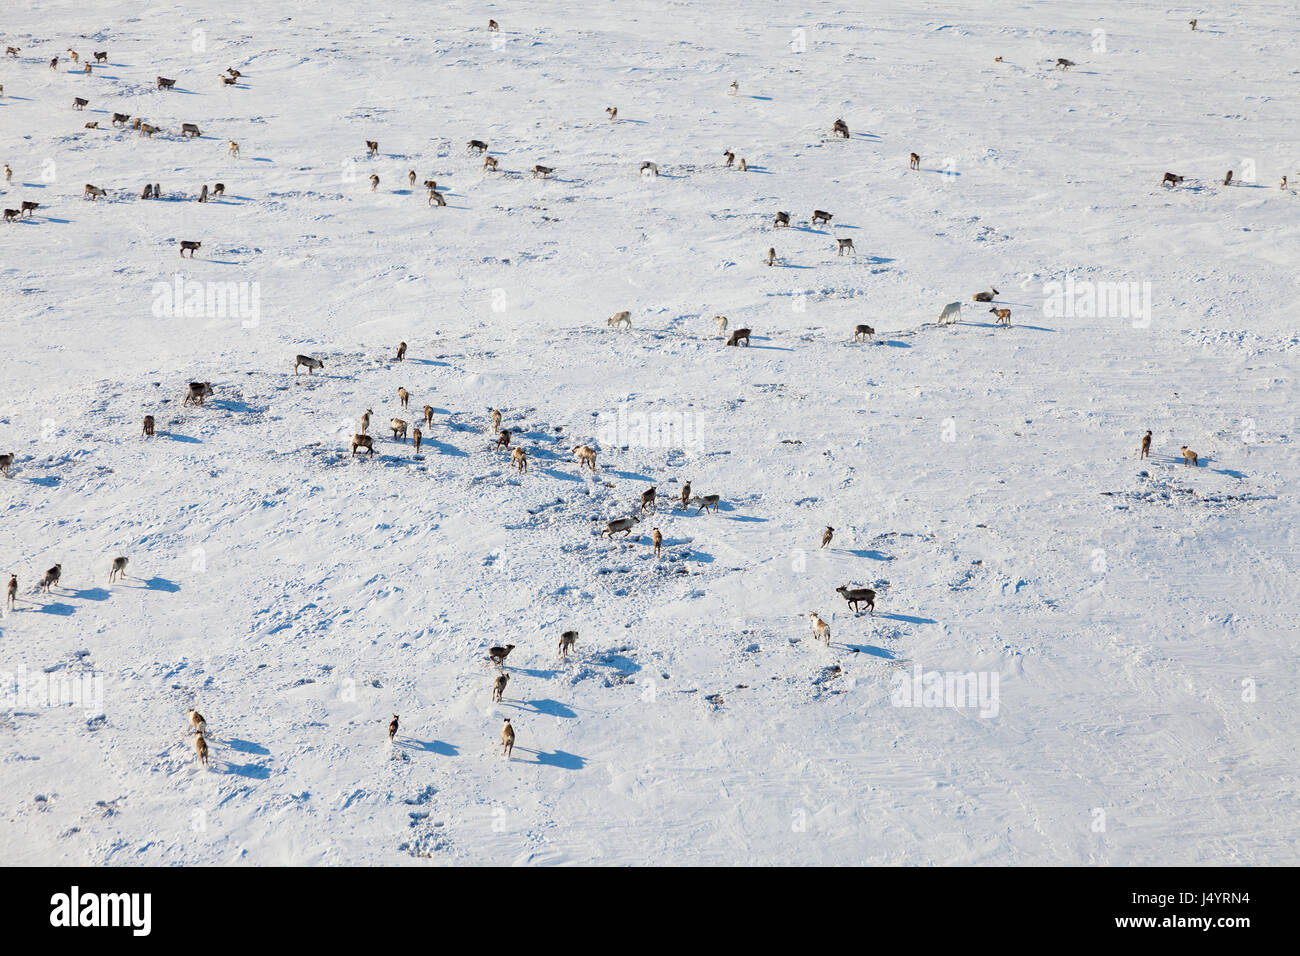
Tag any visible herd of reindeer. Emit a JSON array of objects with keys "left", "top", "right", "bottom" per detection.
[{"left": 0, "top": 17, "right": 1250, "bottom": 766}]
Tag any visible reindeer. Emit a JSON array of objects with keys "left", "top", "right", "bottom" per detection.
[
  {"left": 837, "top": 237, "right": 855, "bottom": 256},
  {"left": 1223, "top": 170, "right": 1233, "bottom": 186},
  {"left": 490, "top": 409, "right": 502, "bottom": 434},
  {"left": 388, "top": 715, "right": 399, "bottom": 741},
  {"left": 1054, "top": 58, "right": 1075, "bottom": 70},
  {"left": 483, "top": 156, "right": 498, "bottom": 171},
  {"left": 812, "top": 209, "right": 832, "bottom": 226},
  {"left": 640, "top": 486, "right": 657, "bottom": 514},
  {"left": 467, "top": 139, "right": 488, "bottom": 153},
  {"left": 728, "top": 80, "right": 739, "bottom": 95},
  {"left": 489, "top": 19, "right": 499, "bottom": 31},
  {"left": 726, "top": 328, "right": 751, "bottom": 346},
  {"left": 501, "top": 718, "right": 514, "bottom": 759},
  {"left": 0, "top": 453, "right": 12, "bottom": 476},
  {"left": 603, "top": 516, "right": 640, "bottom": 538},
  {"left": 41, "top": 564, "right": 62, "bottom": 593},
  {"left": 1162, "top": 173, "right": 1185, "bottom": 188},
  {"left": 157, "top": 76, "right": 176, "bottom": 90},
  {"left": 370, "top": 174, "right": 379, "bottom": 191},
  {"left": 679, "top": 481, "right": 691, "bottom": 510},
  {"left": 183, "top": 382, "right": 213, "bottom": 405},
  {"left": 412, "top": 427, "right": 422, "bottom": 454},
  {"left": 640, "top": 161, "right": 659, "bottom": 176},
  {"left": 390, "top": 419, "right": 409, "bottom": 441},
  {"left": 821, "top": 526, "right": 834, "bottom": 548},
  {"left": 713, "top": 315, "right": 728, "bottom": 332},
  {"left": 50, "top": 56, "right": 59, "bottom": 70},
  {"left": 492, "top": 672, "right": 509, "bottom": 702},
  {"left": 111, "top": 113, "right": 130, "bottom": 126},
  {"left": 2, "top": 210, "right": 15, "bottom": 223},
  {"left": 220, "top": 74, "right": 236, "bottom": 85},
  {"left": 489, "top": 644, "right": 515, "bottom": 667},
  {"left": 6, "top": 573, "right": 16, "bottom": 609},
  {"left": 82, "top": 62, "right": 91, "bottom": 75},
  {"left": 1181, "top": 446, "right": 1199, "bottom": 466},
  {"left": 5, "top": 47, "right": 19, "bottom": 57},
  {"left": 972, "top": 288, "right": 999, "bottom": 302},
  {"left": 83, "top": 121, "right": 99, "bottom": 129},
  {"left": 532, "top": 164, "right": 554, "bottom": 178},
  {"left": 766, "top": 247, "right": 776, "bottom": 266},
  {"left": 651, "top": 525, "right": 662, "bottom": 557},
  {"left": 608, "top": 310, "right": 632, "bottom": 329},
  {"left": 738, "top": 158, "right": 747, "bottom": 172},
  {"left": 294, "top": 355, "right": 324, "bottom": 375},
  {"left": 94, "top": 51, "right": 108, "bottom": 63},
  {"left": 511, "top": 446, "right": 527, "bottom": 473},
  {"left": 139, "top": 123, "right": 159, "bottom": 137},
  {"left": 832, "top": 118, "right": 850, "bottom": 138},
  {"left": 398, "top": 387, "right": 410, "bottom": 409},
  {"left": 366, "top": 140, "right": 379, "bottom": 157},
  {"left": 84, "top": 184, "right": 107, "bottom": 200},
  {"left": 181, "top": 123, "right": 201, "bottom": 138},
  {"left": 1189, "top": 19, "right": 1197, "bottom": 30},
  {"left": 180, "top": 240, "right": 201, "bottom": 258},
  {"left": 692, "top": 494, "right": 721, "bottom": 514},
  {"left": 909, "top": 152, "right": 920, "bottom": 170},
  {"left": 408, "top": 170, "right": 416, "bottom": 187},
  {"left": 21, "top": 201, "right": 41, "bottom": 218},
  {"left": 989, "top": 307, "right": 1012, "bottom": 326},
  {"left": 228, "top": 140, "right": 239, "bottom": 158},
  {"left": 572, "top": 445, "right": 597, "bottom": 472},
  {"left": 606, "top": 106, "right": 618, "bottom": 120},
  {"left": 142, "top": 415, "right": 155, "bottom": 437},
  {"left": 3, "top": 165, "right": 10, "bottom": 182},
  {"left": 194, "top": 732, "right": 209, "bottom": 767},
  {"left": 67, "top": 49, "right": 79, "bottom": 63},
  {"left": 938, "top": 301, "right": 962, "bottom": 324},
  {"left": 723, "top": 150, "right": 735, "bottom": 167},
  {"left": 73, "top": 97, "right": 89, "bottom": 110},
  {"left": 186, "top": 709, "right": 207, "bottom": 734},
  {"left": 213, "top": 183, "right": 225, "bottom": 196},
  {"left": 423, "top": 405, "right": 434, "bottom": 427},
  {"left": 836, "top": 585, "right": 876, "bottom": 615},
  {"left": 854, "top": 324, "right": 874, "bottom": 341},
  {"left": 773, "top": 211, "right": 790, "bottom": 228},
  {"left": 109, "top": 557, "right": 129, "bottom": 582},
  {"left": 558, "top": 630, "right": 577, "bottom": 659},
  {"left": 198, "top": 184, "right": 208, "bottom": 203},
  {"left": 1140, "top": 430, "right": 1152, "bottom": 459},
  {"left": 351, "top": 434, "right": 374, "bottom": 457},
  {"left": 809, "top": 613, "right": 831, "bottom": 645},
  {"left": 360, "top": 409, "right": 373, "bottom": 434},
  {"left": 494, "top": 428, "right": 511, "bottom": 451},
  {"left": 428, "top": 188, "right": 446, "bottom": 207},
  {"left": 395, "top": 341, "right": 407, "bottom": 361}
]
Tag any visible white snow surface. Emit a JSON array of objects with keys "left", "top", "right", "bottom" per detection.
[{"left": 2, "top": 0, "right": 1298, "bottom": 865}]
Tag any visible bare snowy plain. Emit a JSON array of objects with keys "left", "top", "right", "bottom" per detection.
[{"left": 1, "top": 0, "right": 1297, "bottom": 866}]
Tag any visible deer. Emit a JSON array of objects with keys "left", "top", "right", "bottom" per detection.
[
  {"left": 854, "top": 325, "right": 874, "bottom": 341},
  {"left": 109, "top": 557, "right": 129, "bottom": 582},
  {"left": 938, "top": 301, "right": 962, "bottom": 324},
  {"left": 909, "top": 152, "right": 920, "bottom": 170},
  {"left": 490, "top": 409, "right": 502, "bottom": 434},
  {"left": 294, "top": 355, "right": 324, "bottom": 375},
  {"left": 423, "top": 405, "right": 434, "bottom": 427},
  {"left": 228, "top": 140, "right": 239, "bottom": 158},
  {"left": 836, "top": 585, "right": 876, "bottom": 615},
  {"left": 723, "top": 150, "right": 735, "bottom": 167},
  {"left": 6, "top": 573, "right": 16, "bottom": 609},
  {"left": 84, "top": 184, "right": 107, "bottom": 200},
  {"left": 360, "top": 409, "right": 373, "bottom": 434},
  {"left": 652, "top": 527, "right": 662, "bottom": 557},
  {"left": 1140, "top": 430, "right": 1152, "bottom": 459},
  {"left": 194, "top": 733, "right": 209, "bottom": 768},
  {"left": 0, "top": 453, "right": 12, "bottom": 476},
  {"left": 573, "top": 445, "right": 597, "bottom": 472},
  {"left": 726, "top": 328, "right": 751, "bottom": 346},
  {"left": 821, "top": 526, "right": 834, "bottom": 548},
  {"left": 773, "top": 211, "right": 790, "bottom": 228},
  {"left": 180, "top": 240, "right": 201, "bottom": 258},
  {"left": 837, "top": 237, "right": 855, "bottom": 255},
  {"left": 1181, "top": 446, "right": 1199, "bottom": 466},
  {"left": 73, "top": 97, "right": 89, "bottom": 110},
  {"left": 495, "top": 429, "right": 511, "bottom": 452},
  {"left": 812, "top": 209, "right": 832, "bottom": 226},
  {"left": 142, "top": 415, "right": 155, "bottom": 437},
  {"left": 428, "top": 188, "right": 446, "bottom": 206},
  {"left": 41, "top": 564, "right": 62, "bottom": 593},
  {"left": 713, "top": 315, "right": 728, "bottom": 332},
  {"left": 21, "top": 201, "right": 41, "bottom": 218},
  {"left": 972, "top": 288, "right": 999, "bottom": 302},
  {"left": 832, "top": 118, "right": 850, "bottom": 138},
  {"left": 467, "top": 139, "right": 488, "bottom": 153},
  {"left": 766, "top": 247, "right": 776, "bottom": 266},
  {"left": 603, "top": 516, "right": 640, "bottom": 538},
  {"left": 157, "top": 76, "right": 176, "bottom": 90},
  {"left": 111, "top": 112, "right": 130, "bottom": 126},
  {"left": 558, "top": 630, "right": 577, "bottom": 659},
  {"left": 398, "top": 387, "right": 410, "bottom": 408},
  {"left": 370, "top": 174, "right": 379, "bottom": 191},
  {"left": 1162, "top": 173, "right": 1185, "bottom": 187},
  {"left": 395, "top": 341, "right": 407, "bottom": 361},
  {"left": 351, "top": 434, "right": 374, "bottom": 457},
  {"left": 511, "top": 446, "right": 527, "bottom": 473},
  {"left": 390, "top": 419, "right": 409, "bottom": 441},
  {"left": 606, "top": 106, "right": 617, "bottom": 120},
  {"left": 413, "top": 427, "right": 422, "bottom": 453},
  {"left": 640, "top": 161, "right": 659, "bottom": 176},
  {"left": 492, "top": 672, "right": 509, "bottom": 702},
  {"left": 639, "top": 486, "right": 657, "bottom": 514},
  {"left": 183, "top": 382, "right": 213, "bottom": 405},
  {"left": 608, "top": 310, "right": 632, "bottom": 329},
  {"left": 366, "top": 140, "right": 379, "bottom": 157},
  {"left": 186, "top": 709, "right": 207, "bottom": 734},
  {"left": 388, "top": 715, "right": 399, "bottom": 741},
  {"left": 990, "top": 307, "right": 1012, "bottom": 326},
  {"left": 489, "top": 644, "right": 515, "bottom": 667},
  {"left": 181, "top": 123, "right": 201, "bottom": 138},
  {"left": 532, "top": 164, "right": 554, "bottom": 178},
  {"left": 483, "top": 156, "right": 499, "bottom": 171}
]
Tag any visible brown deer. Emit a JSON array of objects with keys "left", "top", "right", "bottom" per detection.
[{"left": 909, "top": 152, "right": 920, "bottom": 170}]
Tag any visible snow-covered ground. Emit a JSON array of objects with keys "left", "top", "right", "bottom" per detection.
[{"left": 2, "top": 0, "right": 1297, "bottom": 865}]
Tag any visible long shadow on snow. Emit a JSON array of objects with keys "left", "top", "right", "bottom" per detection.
[{"left": 511, "top": 747, "right": 585, "bottom": 770}]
